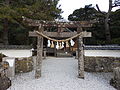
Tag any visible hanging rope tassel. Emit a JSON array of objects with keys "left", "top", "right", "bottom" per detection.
[
  {"left": 62, "top": 42, "right": 64, "bottom": 48},
  {"left": 59, "top": 42, "right": 62, "bottom": 49},
  {"left": 50, "top": 41, "right": 54, "bottom": 48},
  {"left": 47, "top": 40, "right": 51, "bottom": 47},
  {"left": 56, "top": 42, "right": 59, "bottom": 49},
  {"left": 70, "top": 39, "right": 75, "bottom": 46},
  {"left": 66, "top": 41, "right": 69, "bottom": 48}
]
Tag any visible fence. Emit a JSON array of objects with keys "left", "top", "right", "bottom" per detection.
[
  {"left": 0, "top": 45, "right": 32, "bottom": 50},
  {"left": 84, "top": 45, "right": 120, "bottom": 50}
]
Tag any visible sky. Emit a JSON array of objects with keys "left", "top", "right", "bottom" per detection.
[{"left": 58, "top": 0, "right": 119, "bottom": 20}]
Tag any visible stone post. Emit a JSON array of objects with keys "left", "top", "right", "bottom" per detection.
[
  {"left": 77, "top": 27, "right": 84, "bottom": 79},
  {"left": 35, "top": 25, "right": 43, "bottom": 79}
]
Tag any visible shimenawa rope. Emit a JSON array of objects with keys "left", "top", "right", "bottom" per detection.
[{"left": 36, "top": 31, "right": 83, "bottom": 42}]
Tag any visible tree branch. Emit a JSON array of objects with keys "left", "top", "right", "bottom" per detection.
[
  {"left": 112, "top": 0, "right": 120, "bottom": 8},
  {"left": 96, "top": 4, "right": 105, "bottom": 15}
]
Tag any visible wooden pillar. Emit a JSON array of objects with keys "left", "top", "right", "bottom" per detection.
[
  {"left": 43, "top": 48, "right": 46, "bottom": 59},
  {"left": 54, "top": 42, "right": 57, "bottom": 57},
  {"left": 68, "top": 41, "right": 71, "bottom": 52},
  {"left": 35, "top": 26, "right": 43, "bottom": 79},
  {"left": 77, "top": 27, "right": 84, "bottom": 79},
  {"left": 75, "top": 50, "right": 78, "bottom": 59}
]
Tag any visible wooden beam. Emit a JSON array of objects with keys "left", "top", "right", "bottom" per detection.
[{"left": 29, "top": 31, "right": 92, "bottom": 38}]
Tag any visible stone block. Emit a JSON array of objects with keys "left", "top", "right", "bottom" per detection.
[
  {"left": 3, "top": 57, "right": 15, "bottom": 78},
  {"left": 15, "top": 57, "right": 33, "bottom": 73},
  {"left": 110, "top": 67, "right": 120, "bottom": 90}
]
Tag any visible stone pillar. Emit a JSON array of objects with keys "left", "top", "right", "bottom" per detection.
[
  {"left": 77, "top": 27, "right": 84, "bottom": 79},
  {"left": 35, "top": 26, "right": 43, "bottom": 79}
]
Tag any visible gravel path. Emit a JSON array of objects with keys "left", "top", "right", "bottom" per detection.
[{"left": 8, "top": 57, "right": 116, "bottom": 90}]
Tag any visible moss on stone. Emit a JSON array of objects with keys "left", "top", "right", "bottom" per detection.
[
  {"left": 85, "top": 56, "right": 120, "bottom": 72},
  {"left": 15, "top": 57, "right": 33, "bottom": 73}
]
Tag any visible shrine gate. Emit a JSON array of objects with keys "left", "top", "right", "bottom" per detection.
[{"left": 23, "top": 17, "right": 94, "bottom": 79}]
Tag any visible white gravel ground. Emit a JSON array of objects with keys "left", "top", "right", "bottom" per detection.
[{"left": 7, "top": 57, "right": 116, "bottom": 90}]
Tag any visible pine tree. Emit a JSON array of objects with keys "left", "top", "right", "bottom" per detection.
[
  {"left": 0, "top": 0, "right": 61, "bottom": 45},
  {"left": 96, "top": 0, "right": 120, "bottom": 42}
]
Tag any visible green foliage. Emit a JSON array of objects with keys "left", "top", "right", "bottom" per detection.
[
  {"left": 0, "top": 6, "right": 14, "bottom": 19},
  {"left": 10, "top": 0, "right": 62, "bottom": 20},
  {"left": 110, "top": 38, "right": 120, "bottom": 44},
  {"left": 8, "top": 23, "right": 29, "bottom": 45},
  {"left": 68, "top": 5, "right": 105, "bottom": 45},
  {"left": 68, "top": 5, "right": 120, "bottom": 45},
  {"left": 95, "top": 38, "right": 120, "bottom": 45},
  {"left": 0, "top": 0, "right": 62, "bottom": 45},
  {"left": 110, "top": 9, "right": 120, "bottom": 39},
  {"left": 68, "top": 5, "right": 100, "bottom": 21}
]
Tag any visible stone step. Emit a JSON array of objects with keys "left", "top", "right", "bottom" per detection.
[{"left": 57, "top": 52, "right": 72, "bottom": 57}]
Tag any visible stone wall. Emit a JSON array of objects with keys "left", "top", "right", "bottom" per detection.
[
  {"left": 15, "top": 56, "right": 120, "bottom": 73},
  {"left": 84, "top": 56, "right": 120, "bottom": 72},
  {"left": 15, "top": 57, "right": 33, "bottom": 73}
]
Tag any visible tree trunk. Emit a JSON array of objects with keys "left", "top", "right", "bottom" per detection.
[
  {"left": 105, "top": 13, "right": 111, "bottom": 41},
  {"left": 105, "top": 0, "right": 112, "bottom": 41},
  {"left": 96, "top": 0, "right": 112, "bottom": 42},
  {"left": 3, "top": 18, "right": 9, "bottom": 45},
  {"left": 3, "top": 0, "right": 10, "bottom": 45}
]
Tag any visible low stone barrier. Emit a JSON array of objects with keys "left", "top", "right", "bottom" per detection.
[
  {"left": 85, "top": 56, "right": 120, "bottom": 72},
  {"left": 15, "top": 57, "right": 33, "bottom": 73},
  {"left": 2, "top": 56, "right": 34, "bottom": 78},
  {"left": 15, "top": 56, "right": 120, "bottom": 73}
]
